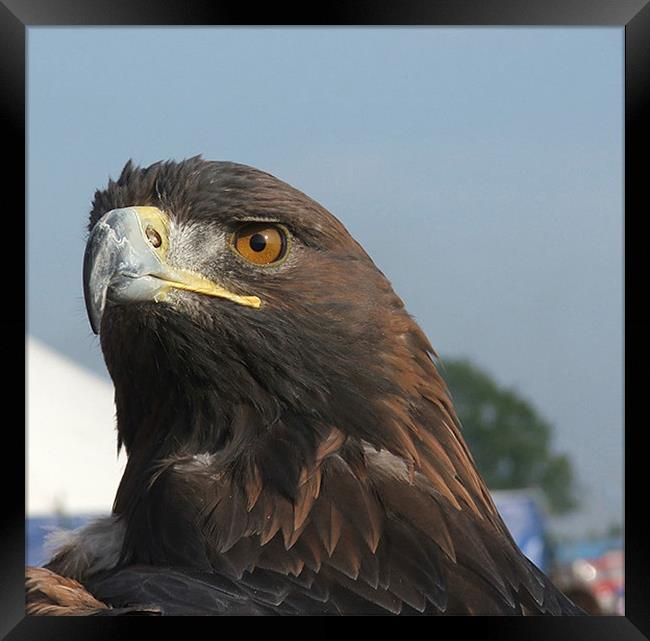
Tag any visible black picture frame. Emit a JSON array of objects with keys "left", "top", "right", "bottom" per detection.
[{"left": 3, "top": 0, "right": 648, "bottom": 637}]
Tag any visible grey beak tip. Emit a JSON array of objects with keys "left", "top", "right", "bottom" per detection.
[
  {"left": 88, "top": 307, "right": 102, "bottom": 336},
  {"left": 83, "top": 219, "right": 113, "bottom": 336},
  {"left": 83, "top": 244, "right": 103, "bottom": 335}
]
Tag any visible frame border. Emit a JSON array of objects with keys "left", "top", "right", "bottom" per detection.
[{"left": 3, "top": 0, "right": 648, "bottom": 637}]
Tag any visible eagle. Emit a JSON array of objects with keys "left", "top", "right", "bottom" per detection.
[{"left": 26, "top": 157, "right": 582, "bottom": 615}]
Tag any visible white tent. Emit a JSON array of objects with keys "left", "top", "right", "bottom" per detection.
[{"left": 26, "top": 336, "right": 125, "bottom": 516}]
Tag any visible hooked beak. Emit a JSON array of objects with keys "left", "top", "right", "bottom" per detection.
[{"left": 83, "top": 206, "right": 261, "bottom": 334}]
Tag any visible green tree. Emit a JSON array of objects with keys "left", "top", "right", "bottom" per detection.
[{"left": 439, "top": 358, "right": 578, "bottom": 515}]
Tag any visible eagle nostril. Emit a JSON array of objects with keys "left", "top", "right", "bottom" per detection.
[{"left": 145, "top": 225, "right": 162, "bottom": 248}]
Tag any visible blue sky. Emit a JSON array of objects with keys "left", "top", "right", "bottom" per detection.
[{"left": 27, "top": 27, "right": 623, "bottom": 536}]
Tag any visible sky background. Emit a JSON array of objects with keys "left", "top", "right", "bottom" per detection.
[{"left": 27, "top": 27, "right": 623, "bottom": 537}]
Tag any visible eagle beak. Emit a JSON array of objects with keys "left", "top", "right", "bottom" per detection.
[{"left": 83, "top": 206, "right": 261, "bottom": 335}]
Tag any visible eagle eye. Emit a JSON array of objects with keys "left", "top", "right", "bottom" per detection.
[{"left": 233, "top": 223, "right": 288, "bottom": 265}]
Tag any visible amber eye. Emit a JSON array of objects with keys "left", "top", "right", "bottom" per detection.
[{"left": 233, "top": 223, "right": 288, "bottom": 265}]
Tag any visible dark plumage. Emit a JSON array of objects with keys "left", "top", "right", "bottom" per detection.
[{"left": 27, "top": 157, "right": 582, "bottom": 615}]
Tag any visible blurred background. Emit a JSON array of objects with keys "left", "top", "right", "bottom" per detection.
[{"left": 26, "top": 27, "right": 623, "bottom": 613}]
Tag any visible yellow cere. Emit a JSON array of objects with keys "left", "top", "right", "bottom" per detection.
[{"left": 133, "top": 206, "right": 171, "bottom": 258}]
